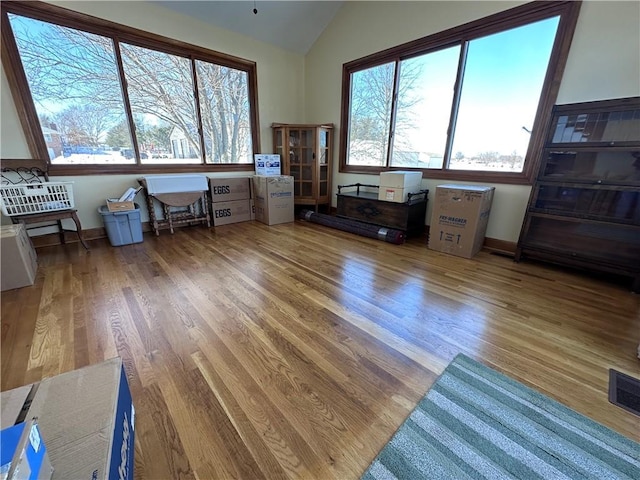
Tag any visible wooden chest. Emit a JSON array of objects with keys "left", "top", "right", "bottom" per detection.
[{"left": 336, "top": 184, "right": 428, "bottom": 237}]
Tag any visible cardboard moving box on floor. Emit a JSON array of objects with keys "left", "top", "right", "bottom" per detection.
[
  {"left": 209, "top": 177, "right": 252, "bottom": 203},
  {"left": 211, "top": 199, "right": 253, "bottom": 226},
  {"left": 1, "top": 224, "right": 38, "bottom": 292},
  {"left": 0, "top": 357, "right": 135, "bottom": 480},
  {"left": 252, "top": 175, "right": 294, "bottom": 225},
  {"left": 428, "top": 184, "right": 495, "bottom": 258}
]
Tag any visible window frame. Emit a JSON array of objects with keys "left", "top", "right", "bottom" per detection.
[
  {"left": 339, "top": 1, "right": 581, "bottom": 185},
  {"left": 1, "top": 0, "right": 260, "bottom": 176}
]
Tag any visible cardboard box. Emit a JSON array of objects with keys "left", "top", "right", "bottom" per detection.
[
  {"left": 1, "top": 417, "right": 53, "bottom": 480},
  {"left": 250, "top": 199, "right": 256, "bottom": 220},
  {"left": 1, "top": 224, "right": 37, "bottom": 292},
  {"left": 428, "top": 184, "right": 495, "bottom": 258},
  {"left": 252, "top": 175, "right": 294, "bottom": 225},
  {"left": 106, "top": 200, "right": 135, "bottom": 212},
  {"left": 209, "top": 177, "right": 252, "bottom": 203},
  {"left": 0, "top": 357, "right": 135, "bottom": 480},
  {"left": 254, "top": 154, "right": 281, "bottom": 176},
  {"left": 211, "top": 200, "right": 253, "bottom": 226},
  {"left": 379, "top": 171, "right": 423, "bottom": 203},
  {"left": 379, "top": 171, "right": 423, "bottom": 189},
  {"left": 378, "top": 186, "right": 421, "bottom": 203}
]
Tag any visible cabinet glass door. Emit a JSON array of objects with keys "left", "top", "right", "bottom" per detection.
[
  {"left": 533, "top": 183, "right": 640, "bottom": 224},
  {"left": 540, "top": 150, "right": 640, "bottom": 185},
  {"left": 523, "top": 215, "right": 640, "bottom": 267},
  {"left": 273, "top": 129, "right": 285, "bottom": 171},
  {"left": 290, "top": 128, "right": 315, "bottom": 199},
  {"left": 318, "top": 128, "right": 330, "bottom": 199},
  {"left": 301, "top": 128, "right": 314, "bottom": 198},
  {"left": 550, "top": 108, "right": 640, "bottom": 145}
]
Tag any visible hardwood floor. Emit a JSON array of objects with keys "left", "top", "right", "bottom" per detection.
[{"left": 2, "top": 220, "right": 639, "bottom": 479}]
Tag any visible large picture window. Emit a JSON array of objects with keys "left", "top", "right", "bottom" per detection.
[
  {"left": 1, "top": 1, "right": 258, "bottom": 174},
  {"left": 340, "top": 1, "right": 581, "bottom": 184}
]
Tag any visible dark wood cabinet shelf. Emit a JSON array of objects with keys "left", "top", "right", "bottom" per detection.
[{"left": 516, "top": 97, "right": 640, "bottom": 292}]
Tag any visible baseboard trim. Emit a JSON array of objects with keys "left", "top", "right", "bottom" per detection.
[
  {"left": 483, "top": 238, "right": 517, "bottom": 256},
  {"left": 29, "top": 218, "right": 518, "bottom": 256},
  {"left": 30, "top": 222, "right": 153, "bottom": 248}
]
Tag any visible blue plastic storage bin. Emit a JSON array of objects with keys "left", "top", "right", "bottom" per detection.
[{"left": 98, "top": 204, "right": 143, "bottom": 246}]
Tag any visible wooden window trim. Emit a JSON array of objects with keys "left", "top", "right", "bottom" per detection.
[
  {"left": 0, "top": 0, "right": 261, "bottom": 176},
  {"left": 339, "top": 1, "right": 582, "bottom": 185}
]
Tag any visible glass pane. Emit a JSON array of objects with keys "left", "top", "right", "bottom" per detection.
[
  {"left": 8, "top": 14, "right": 134, "bottom": 164},
  {"left": 302, "top": 166, "right": 312, "bottom": 181},
  {"left": 320, "top": 182, "right": 328, "bottom": 196},
  {"left": 525, "top": 216, "right": 640, "bottom": 266},
  {"left": 302, "top": 182, "right": 313, "bottom": 197},
  {"left": 290, "top": 148, "right": 299, "bottom": 165},
  {"left": 551, "top": 110, "right": 640, "bottom": 144},
  {"left": 196, "top": 61, "right": 252, "bottom": 163},
  {"left": 534, "top": 185, "right": 640, "bottom": 223},
  {"left": 320, "top": 130, "right": 328, "bottom": 148},
  {"left": 290, "top": 131, "right": 300, "bottom": 147},
  {"left": 391, "top": 46, "right": 460, "bottom": 168},
  {"left": 121, "top": 43, "right": 201, "bottom": 164},
  {"left": 450, "top": 16, "right": 560, "bottom": 172},
  {"left": 301, "top": 129, "right": 313, "bottom": 147},
  {"left": 347, "top": 62, "right": 395, "bottom": 166},
  {"left": 542, "top": 151, "right": 640, "bottom": 185},
  {"left": 302, "top": 149, "right": 313, "bottom": 164}
]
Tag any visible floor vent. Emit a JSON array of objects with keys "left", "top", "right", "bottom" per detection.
[{"left": 608, "top": 369, "right": 640, "bottom": 417}]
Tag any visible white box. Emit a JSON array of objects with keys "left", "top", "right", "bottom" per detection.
[
  {"left": 254, "top": 154, "right": 281, "bottom": 176},
  {"left": 378, "top": 186, "right": 421, "bottom": 203},
  {"left": 379, "top": 171, "right": 423, "bottom": 189},
  {"left": 1, "top": 224, "right": 37, "bottom": 291},
  {"left": 252, "top": 176, "right": 294, "bottom": 225},
  {"left": 211, "top": 200, "right": 253, "bottom": 226},
  {"left": 378, "top": 171, "right": 423, "bottom": 203}
]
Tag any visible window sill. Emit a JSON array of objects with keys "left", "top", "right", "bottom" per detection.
[
  {"left": 48, "top": 163, "right": 256, "bottom": 176},
  {"left": 339, "top": 164, "right": 534, "bottom": 185}
]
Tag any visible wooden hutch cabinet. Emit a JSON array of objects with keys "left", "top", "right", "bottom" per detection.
[
  {"left": 271, "top": 123, "right": 333, "bottom": 211},
  {"left": 516, "top": 97, "right": 640, "bottom": 291}
]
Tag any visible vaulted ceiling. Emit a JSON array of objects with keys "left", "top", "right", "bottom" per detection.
[{"left": 152, "top": 1, "right": 345, "bottom": 54}]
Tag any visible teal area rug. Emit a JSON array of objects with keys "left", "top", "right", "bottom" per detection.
[{"left": 362, "top": 354, "right": 640, "bottom": 480}]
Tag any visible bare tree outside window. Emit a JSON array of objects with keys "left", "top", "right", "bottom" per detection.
[
  {"left": 7, "top": 12, "right": 255, "bottom": 166},
  {"left": 196, "top": 61, "right": 252, "bottom": 164},
  {"left": 347, "top": 62, "right": 395, "bottom": 167},
  {"left": 120, "top": 43, "right": 201, "bottom": 163},
  {"left": 391, "top": 46, "right": 460, "bottom": 169},
  {"left": 9, "top": 14, "right": 134, "bottom": 164},
  {"left": 340, "top": 1, "right": 580, "bottom": 182},
  {"left": 345, "top": 16, "right": 559, "bottom": 174}
]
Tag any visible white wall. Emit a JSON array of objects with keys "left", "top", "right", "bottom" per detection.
[
  {"left": 2, "top": 1, "right": 639, "bottom": 240},
  {"left": 305, "top": 0, "right": 640, "bottom": 242},
  {"left": 1, "top": 0, "right": 306, "bottom": 229}
]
